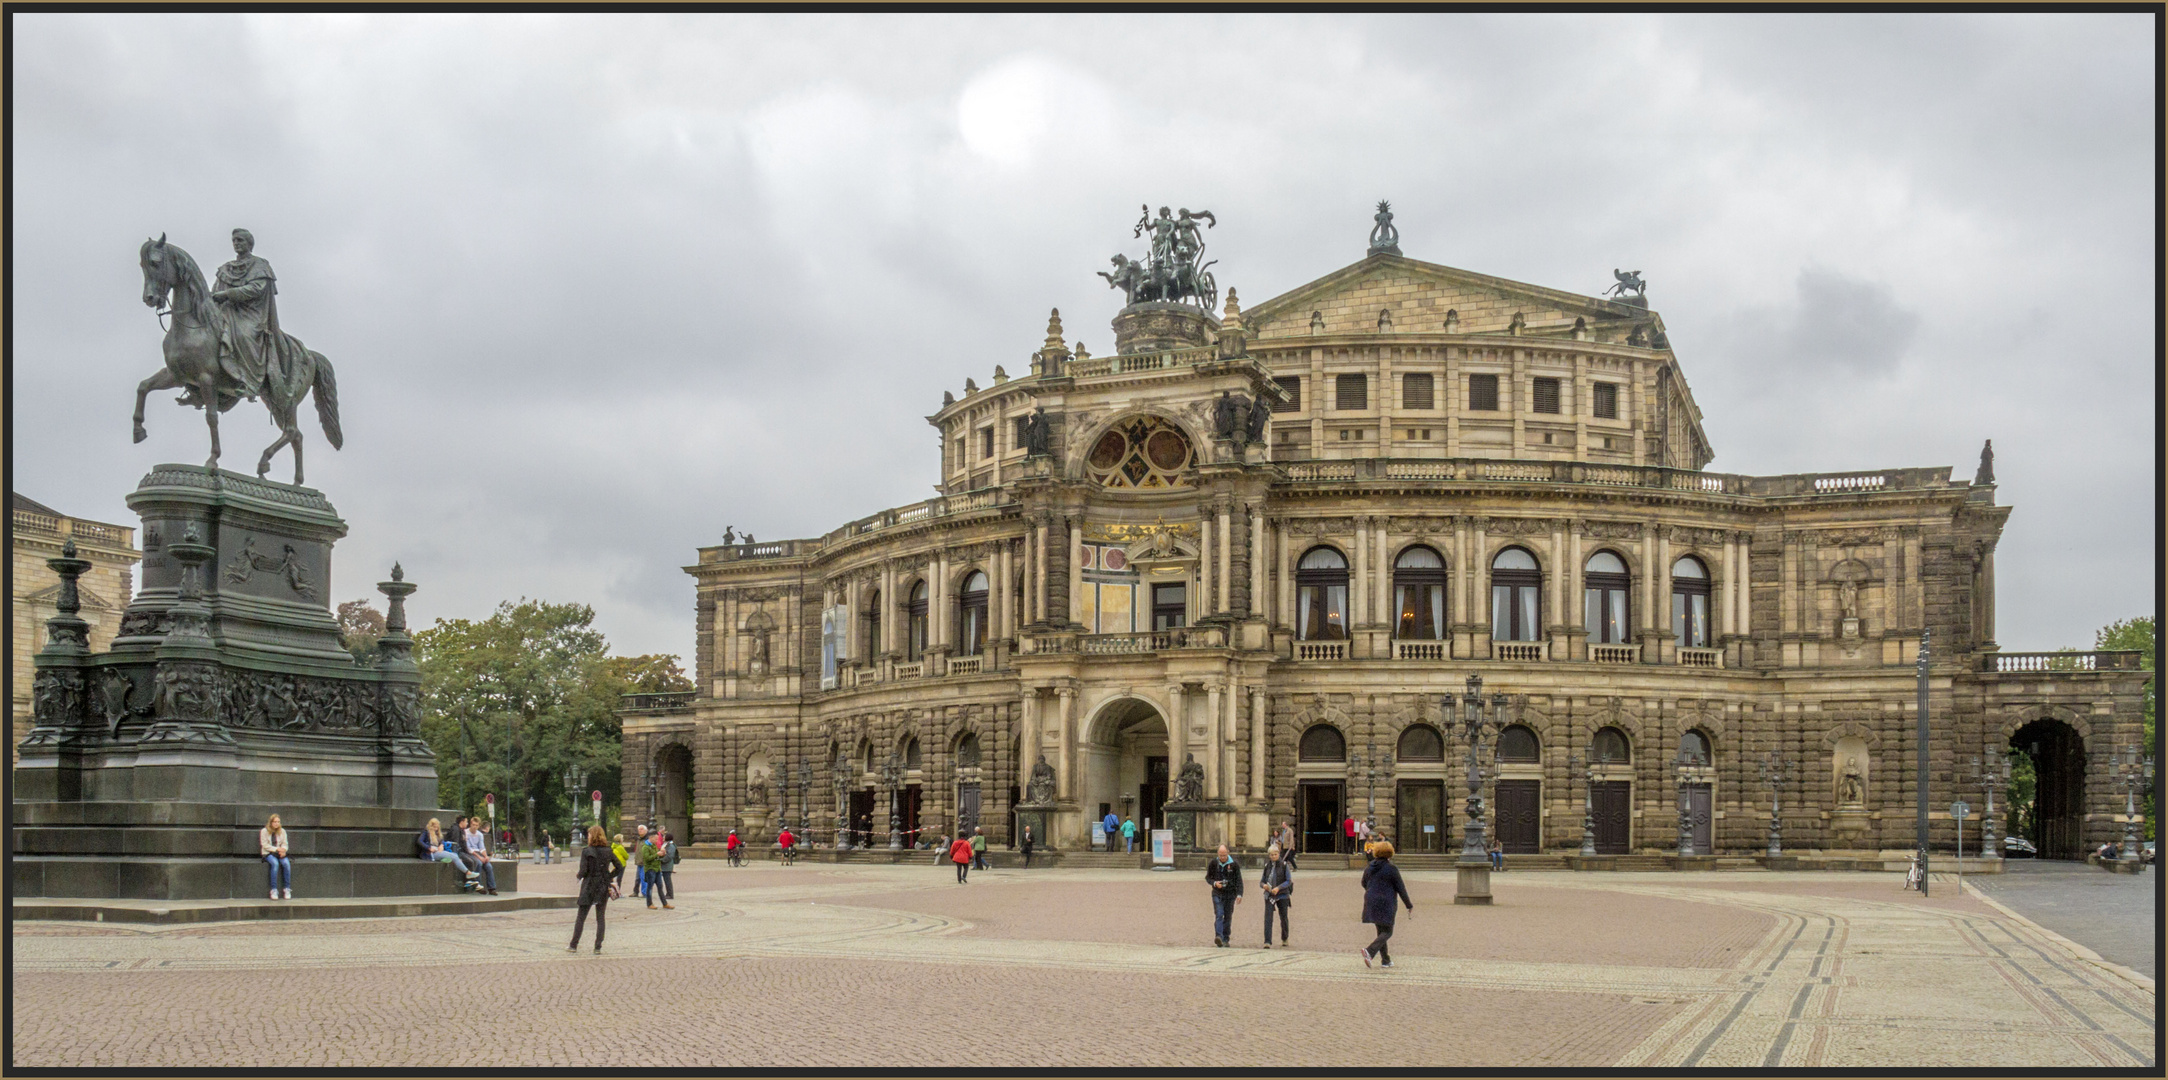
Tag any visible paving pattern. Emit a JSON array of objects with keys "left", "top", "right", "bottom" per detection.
[
  {"left": 1969, "top": 859, "right": 2158, "bottom": 979},
  {"left": 12, "top": 863, "right": 2154, "bottom": 1069}
]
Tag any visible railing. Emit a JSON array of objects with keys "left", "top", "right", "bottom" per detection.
[
  {"left": 946, "top": 655, "right": 983, "bottom": 675},
  {"left": 11, "top": 509, "right": 130, "bottom": 547},
  {"left": 1295, "top": 640, "right": 1347, "bottom": 661},
  {"left": 1984, "top": 651, "right": 2145, "bottom": 673},
  {"left": 1271, "top": 458, "right": 1958, "bottom": 497},
  {"left": 1286, "top": 462, "right": 1357, "bottom": 482},
  {"left": 1811, "top": 474, "right": 1886, "bottom": 493},
  {"left": 13, "top": 509, "right": 60, "bottom": 535},
  {"left": 1589, "top": 644, "right": 1639, "bottom": 664},
  {"left": 893, "top": 662, "right": 924, "bottom": 679},
  {"left": 1583, "top": 466, "right": 1639, "bottom": 487},
  {"left": 620, "top": 690, "right": 697, "bottom": 712},
  {"left": 1477, "top": 462, "right": 1552, "bottom": 482},
  {"left": 1494, "top": 642, "right": 1544, "bottom": 662},
  {"left": 1392, "top": 640, "right": 1449, "bottom": 660},
  {"left": 1678, "top": 647, "right": 1723, "bottom": 668},
  {"left": 1062, "top": 344, "right": 1218, "bottom": 379},
  {"left": 1384, "top": 462, "right": 1456, "bottom": 481}
]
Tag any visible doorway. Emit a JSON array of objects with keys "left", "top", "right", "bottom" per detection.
[
  {"left": 1085, "top": 697, "right": 1169, "bottom": 836},
  {"left": 1495, "top": 780, "right": 1541, "bottom": 854},
  {"left": 655, "top": 744, "right": 694, "bottom": 845},
  {"left": 902, "top": 784, "right": 922, "bottom": 846},
  {"left": 849, "top": 788, "right": 875, "bottom": 846},
  {"left": 957, "top": 783, "right": 981, "bottom": 838},
  {"left": 2012, "top": 719, "right": 2087, "bottom": 859},
  {"left": 1593, "top": 781, "right": 1631, "bottom": 854},
  {"left": 1141, "top": 756, "right": 1169, "bottom": 833},
  {"left": 1395, "top": 780, "right": 1445, "bottom": 853},
  {"left": 1300, "top": 781, "right": 1345, "bottom": 854},
  {"left": 1684, "top": 783, "right": 1712, "bottom": 855}
]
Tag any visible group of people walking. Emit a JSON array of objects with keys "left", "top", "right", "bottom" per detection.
[
  {"left": 1204, "top": 829, "right": 1413, "bottom": 967},
  {"left": 569, "top": 822, "right": 679, "bottom": 953}
]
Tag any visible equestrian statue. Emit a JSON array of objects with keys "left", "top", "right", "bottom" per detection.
[{"left": 135, "top": 228, "right": 342, "bottom": 485}]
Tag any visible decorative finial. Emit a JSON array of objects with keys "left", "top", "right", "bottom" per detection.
[
  {"left": 1221, "top": 288, "right": 1242, "bottom": 328},
  {"left": 964, "top": 377, "right": 978, "bottom": 395},
  {"left": 1073, "top": 341, "right": 1091, "bottom": 362},
  {"left": 943, "top": 390, "right": 955, "bottom": 407},
  {"left": 992, "top": 365, "right": 1008, "bottom": 383},
  {"left": 61, "top": 539, "right": 77, "bottom": 559},
  {"left": 1042, "top": 308, "right": 1069, "bottom": 357},
  {"left": 1368, "top": 200, "right": 1401, "bottom": 256},
  {"left": 391, "top": 561, "right": 405, "bottom": 582}
]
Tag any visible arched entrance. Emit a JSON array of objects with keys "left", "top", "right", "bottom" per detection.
[
  {"left": 1084, "top": 697, "right": 1168, "bottom": 842},
  {"left": 2011, "top": 718, "right": 2086, "bottom": 860},
  {"left": 656, "top": 744, "right": 693, "bottom": 843}
]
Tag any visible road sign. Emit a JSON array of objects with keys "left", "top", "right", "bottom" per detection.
[
  {"left": 484, "top": 792, "right": 494, "bottom": 804},
  {"left": 1951, "top": 801, "right": 1969, "bottom": 819}
]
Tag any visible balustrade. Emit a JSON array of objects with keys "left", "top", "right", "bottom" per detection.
[
  {"left": 1493, "top": 642, "right": 1544, "bottom": 662},
  {"left": 1295, "top": 640, "right": 1348, "bottom": 661},
  {"left": 1677, "top": 647, "right": 1723, "bottom": 668},
  {"left": 1589, "top": 644, "right": 1639, "bottom": 664},
  {"left": 1984, "top": 651, "right": 2145, "bottom": 673},
  {"left": 1392, "top": 640, "right": 1449, "bottom": 660},
  {"left": 946, "top": 655, "right": 983, "bottom": 675},
  {"left": 893, "top": 661, "right": 924, "bottom": 679}
]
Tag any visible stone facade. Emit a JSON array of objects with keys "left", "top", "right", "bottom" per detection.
[
  {"left": 12, "top": 494, "right": 139, "bottom": 766},
  {"left": 622, "top": 241, "right": 2146, "bottom": 860}
]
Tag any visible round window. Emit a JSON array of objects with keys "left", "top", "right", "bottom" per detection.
[
  {"left": 1146, "top": 429, "right": 1189, "bottom": 471},
  {"left": 1090, "top": 430, "right": 1128, "bottom": 469},
  {"left": 1103, "top": 548, "right": 1127, "bottom": 571}
]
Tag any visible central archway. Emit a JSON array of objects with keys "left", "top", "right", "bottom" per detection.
[
  {"left": 2011, "top": 718, "right": 2087, "bottom": 860},
  {"left": 1083, "top": 697, "right": 1169, "bottom": 844}
]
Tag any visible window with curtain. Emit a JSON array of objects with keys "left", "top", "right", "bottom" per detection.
[
  {"left": 1489, "top": 547, "right": 1542, "bottom": 642},
  {"left": 1151, "top": 582, "right": 1187, "bottom": 631},
  {"left": 1583, "top": 551, "right": 1632, "bottom": 644},
  {"left": 957, "top": 571, "right": 989, "bottom": 656},
  {"left": 1672, "top": 556, "right": 1711, "bottom": 648},
  {"left": 1392, "top": 545, "right": 1447, "bottom": 640},
  {"left": 1295, "top": 547, "right": 1349, "bottom": 641},
  {"left": 905, "top": 580, "right": 929, "bottom": 660},
  {"left": 864, "top": 589, "right": 882, "bottom": 660}
]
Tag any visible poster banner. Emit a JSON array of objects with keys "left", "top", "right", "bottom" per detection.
[{"left": 1151, "top": 829, "right": 1176, "bottom": 865}]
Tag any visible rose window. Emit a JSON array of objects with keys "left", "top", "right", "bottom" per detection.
[{"left": 1086, "top": 417, "right": 1194, "bottom": 489}]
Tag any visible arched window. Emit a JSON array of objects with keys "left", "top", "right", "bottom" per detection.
[
  {"left": 1392, "top": 546, "right": 1447, "bottom": 641},
  {"left": 863, "top": 588, "right": 882, "bottom": 660},
  {"left": 1497, "top": 724, "right": 1539, "bottom": 762},
  {"left": 1086, "top": 416, "right": 1195, "bottom": 489},
  {"left": 1490, "top": 547, "right": 1542, "bottom": 642},
  {"left": 1679, "top": 729, "right": 1709, "bottom": 765},
  {"left": 859, "top": 740, "right": 875, "bottom": 775},
  {"left": 1672, "top": 556, "right": 1711, "bottom": 648},
  {"left": 904, "top": 736, "right": 922, "bottom": 770},
  {"left": 1592, "top": 727, "right": 1630, "bottom": 764},
  {"left": 905, "top": 581, "right": 929, "bottom": 661},
  {"left": 957, "top": 571, "right": 990, "bottom": 657},
  {"left": 1397, "top": 723, "right": 1444, "bottom": 762},
  {"left": 1299, "top": 724, "right": 1347, "bottom": 762},
  {"left": 955, "top": 732, "right": 981, "bottom": 769},
  {"left": 1584, "top": 551, "right": 1631, "bottom": 644},
  {"left": 1296, "top": 547, "right": 1349, "bottom": 641}
]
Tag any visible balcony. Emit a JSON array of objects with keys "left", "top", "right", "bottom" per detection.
[
  {"left": 1392, "top": 640, "right": 1449, "bottom": 661},
  {"left": 1493, "top": 642, "right": 1544, "bottom": 662},
  {"left": 1678, "top": 647, "right": 1723, "bottom": 668},
  {"left": 1295, "top": 640, "right": 1348, "bottom": 661},
  {"left": 1275, "top": 457, "right": 1962, "bottom": 498},
  {"left": 893, "top": 661, "right": 924, "bottom": 679},
  {"left": 1982, "top": 651, "right": 2145, "bottom": 673},
  {"left": 1060, "top": 343, "right": 1219, "bottom": 380},
  {"left": 946, "top": 655, "right": 983, "bottom": 675},
  {"left": 1019, "top": 626, "right": 1229, "bottom": 656},
  {"left": 620, "top": 690, "right": 696, "bottom": 714},
  {"left": 1589, "top": 644, "right": 1638, "bottom": 664}
]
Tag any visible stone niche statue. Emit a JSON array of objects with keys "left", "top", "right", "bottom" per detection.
[
  {"left": 1026, "top": 754, "right": 1057, "bottom": 804},
  {"left": 1021, "top": 406, "right": 1051, "bottom": 458},
  {"left": 1173, "top": 752, "right": 1206, "bottom": 803},
  {"left": 1836, "top": 761, "right": 1865, "bottom": 806}
]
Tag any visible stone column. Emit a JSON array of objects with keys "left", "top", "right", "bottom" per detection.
[
  {"left": 1548, "top": 521, "right": 1567, "bottom": 659},
  {"left": 1223, "top": 678, "right": 1239, "bottom": 802},
  {"left": 1217, "top": 500, "right": 1233, "bottom": 615},
  {"left": 1375, "top": 516, "right": 1391, "bottom": 629},
  {"left": 1656, "top": 526, "right": 1674, "bottom": 662},
  {"left": 1167, "top": 684, "right": 1187, "bottom": 801},
  {"left": 1980, "top": 543, "right": 1997, "bottom": 646},
  {"left": 1249, "top": 687, "right": 1267, "bottom": 808},
  {"left": 1277, "top": 520, "right": 1294, "bottom": 629},
  {"left": 1473, "top": 517, "right": 1490, "bottom": 655},
  {"left": 1056, "top": 685, "right": 1076, "bottom": 799},
  {"left": 1640, "top": 526, "right": 1658, "bottom": 662},
  {"left": 845, "top": 577, "right": 861, "bottom": 665},
  {"left": 996, "top": 542, "right": 1012, "bottom": 645},
  {"left": 1245, "top": 502, "right": 1264, "bottom": 619},
  {"left": 1352, "top": 515, "right": 1370, "bottom": 628},
  {"left": 1066, "top": 518, "right": 1083, "bottom": 629},
  {"left": 1021, "top": 689, "right": 1040, "bottom": 776}
]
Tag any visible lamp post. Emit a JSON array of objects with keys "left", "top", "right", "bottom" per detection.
[
  {"left": 1915, "top": 626, "right": 1931, "bottom": 897},
  {"left": 1673, "top": 742, "right": 1708, "bottom": 856},
  {"left": 1963, "top": 750, "right": 2009, "bottom": 860},
  {"left": 647, "top": 771, "right": 659, "bottom": 833},
  {"left": 2111, "top": 745, "right": 2155, "bottom": 861},
  {"left": 795, "top": 760, "right": 811, "bottom": 835},
  {"left": 1445, "top": 675, "right": 1497, "bottom": 905},
  {"left": 1759, "top": 750, "right": 1796, "bottom": 858},
  {"left": 882, "top": 753, "right": 904, "bottom": 850},
  {"left": 1570, "top": 752, "right": 1596, "bottom": 856},
  {"left": 562, "top": 763, "right": 581, "bottom": 834},
  {"left": 834, "top": 749, "right": 853, "bottom": 851}
]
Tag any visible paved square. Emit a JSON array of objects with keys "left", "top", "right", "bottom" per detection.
[{"left": 12, "top": 862, "right": 2155, "bottom": 1069}]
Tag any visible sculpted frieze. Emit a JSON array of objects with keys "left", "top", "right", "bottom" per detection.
[{"left": 1580, "top": 520, "right": 1643, "bottom": 541}]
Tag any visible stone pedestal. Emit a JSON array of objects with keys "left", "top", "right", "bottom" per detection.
[
  {"left": 1014, "top": 806, "right": 1054, "bottom": 851},
  {"left": 13, "top": 466, "right": 450, "bottom": 901},
  {"left": 1829, "top": 807, "right": 1872, "bottom": 847},
  {"left": 1111, "top": 302, "right": 1218, "bottom": 355},
  {"left": 1453, "top": 855, "right": 1493, "bottom": 904}
]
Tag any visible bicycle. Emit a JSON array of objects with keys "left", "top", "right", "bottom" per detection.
[{"left": 725, "top": 846, "right": 744, "bottom": 868}]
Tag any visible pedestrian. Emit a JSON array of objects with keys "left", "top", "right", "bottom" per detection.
[
  {"left": 1488, "top": 838, "right": 1504, "bottom": 871},
  {"left": 1020, "top": 824, "right": 1035, "bottom": 869},
  {"left": 1357, "top": 840, "right": 1413, "bottom": 968},
  {"left": 949, "top": 831, "right": 975, "bottom": 884},
  {"left": 777, "top": 824, "right": 796, "bottom": 865},
  {"left": 260, "top": 813, "right": 293, "bottom": 901},
  {"left": 659, "top": 830, "right": 678, "bottom": 903},
  {"left": 1204, "top": 844, "right": 1244, "bottom": 947},
  {"left": 464, "top": 817, "right": 499, "bottom": 895},
  {"left": 1121, "top": 816, "right": 1138, "bottom": 854},
  {"left": 1277, "top": 819, "right": 1300, "bottom": 871},
  {"left": 1102, "top": 810, "right": 1120, "bottom": 851},
  {"left": 611, "top": 833, "right": 630, "bottom": 889},
  {"left": 540, "top": 832, "right": 554, "bottom": 865},
  {"left": 569, "top": 825, "right": 621, "bottom": 953},
  {"left": 641, "top": 832, "right": 672, "bottom": 909},
  {"left": 1343, "top": 814, "right": 1357, "bottom": 855},
  {"left": 971, "top": 826, "right": 989, "bottom": 870},
  {"left": 930, "top": 833, "right": 948, "bottom": 867},
  {"left": 1259, "top": 843, "right": 1292, "bottom": 947}
]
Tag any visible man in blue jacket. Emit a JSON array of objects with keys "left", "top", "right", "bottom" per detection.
[{"left": 1204, "top": 844, "right": 1244, "bottom": 947}]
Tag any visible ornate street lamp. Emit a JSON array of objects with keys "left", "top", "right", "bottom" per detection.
[
  {"left": 797, "top": 759, "right": 812, "bottom": 834},
  {"left": 1443, "top": 675, "right": 1499, "bottom": 905},
  {"left": 1963, "top": 750, "right": 2009, "bottom": 860},
  {"left": 562, "top": 763, "right": 582, "bottom": 832},
  {"left": 1570, "top": 751, "right": 1596, "bottom": 857},
  {"left": 1673, "top": 741, "right": 1709, "bottom": 856},
  {"left": 882, "top": 752, "right": 904, "bottom": 850},
  {"left": 834, "top": 749, "right": 853, "bottom": 851},
  {"left": 647, "top": 772, "right": 659, "bottom": 832},
  {"left": 1759, "top": 750, "right": 1796, "bottom": 858},
  {"left": 2110, "top": 745, "right": 2155, "bottom": 861}
]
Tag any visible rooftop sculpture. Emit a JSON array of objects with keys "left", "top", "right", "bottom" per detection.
[{"left": 1099, "top": 204, "right": 1218, "bottom": 310}]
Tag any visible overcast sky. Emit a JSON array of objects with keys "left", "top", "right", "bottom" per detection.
[{"left": 12, "top": 12, "right": 2155, "bottom": 660}]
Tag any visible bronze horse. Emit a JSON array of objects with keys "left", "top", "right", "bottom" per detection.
[{"left": 134, "top": 235, "right": 341, "bottom": 484}]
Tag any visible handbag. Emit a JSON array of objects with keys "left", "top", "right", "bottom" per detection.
[{"left": 607, "top": 881, "right": 621, "bottom": 900}]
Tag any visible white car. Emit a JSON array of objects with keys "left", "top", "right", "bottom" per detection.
[{"left": 2001, "top": 836, "right": 2037, "bottom": 857}]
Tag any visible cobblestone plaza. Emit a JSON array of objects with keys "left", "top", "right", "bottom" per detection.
[{"left": 12, "top": 862, "right": 2154, "bottom": 1069}]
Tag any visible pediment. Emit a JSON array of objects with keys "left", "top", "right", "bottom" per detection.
[
  {"left": 1244, "top": 253, "right": 1657, "bottom": 342},
  {"left": 20, "top": 583, "right": 116, "bottom": 612}
]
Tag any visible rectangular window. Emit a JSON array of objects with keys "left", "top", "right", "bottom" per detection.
[
  {"left": 1336, "top": 373, "right": 1368, "bottom": 410},
  {"left": 979, "top": 427, "right": 994, "bottom": 459},
  {"left": 1272, "top": 376, "right": 1302, "bottom": 413},
  {"left": 1532, "top": 377, "right": 1561, "bottom": 414},
  {"left": 1468, "top": 373, "right": 1499, "bottom": 411},
  {"left": 1013, "top": 416, "right": 1030, "bottom": 450},
  {"left": 1402, "top": 373, "right": 1434, "bottom": 410},
  {"left": 1152, "top": 583, "right": 1187, "bottom": 630},
  {"left": 1592, "top": 381, "right": 1619, "bottom": 419}
]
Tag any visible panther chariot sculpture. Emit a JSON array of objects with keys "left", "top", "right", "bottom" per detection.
[{"left": 134, "top": 228, "right": 343, "bottom": 485}]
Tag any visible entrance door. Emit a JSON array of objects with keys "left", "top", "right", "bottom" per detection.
[
  {"left": 2013, "top": 719, "right": 2087, "bottom": 860},
  {"left": 957, "top": 783, "right": 982, "bottom": 837},
  {"left": 1496, "top": 780, "right": 1542, "bottom": 854},
  {"left": 903, "top": 785, "right": 923, "bottom": 845},
  {"left": 1007, "top": 785, "right": 1019, "bottom": 846},
  {"left": 1141, "top": 755, "right": 1169, "bottom": 832},
  {"left": 849, "top": 788, "right": 875, "bottom": 846},
  {"left": 1593, "top": 781, "right": 1631, "bottom": 855},
  {"left": 1300, "top": 782, "right": 1344, "bottom": 854},
  {"left": 1686, "top": 783, "right": 1713, "bottom": 855},
  {"left": 1395, "top": 780, "right": 1445, "bottom": 853}
]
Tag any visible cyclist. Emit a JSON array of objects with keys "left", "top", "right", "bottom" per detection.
[
  {"left": 725, "top": 828, "right": 744, "bottom": 867},
  {"left": 778, "top": 824, "right": 797, "bottom": 866}
]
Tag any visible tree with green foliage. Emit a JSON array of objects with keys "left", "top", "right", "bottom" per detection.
[
  {"left": 413, "top": 599, "right": 690, "bottom": 840},
  {"left": 336, "top": 599, "right": 386, "bottom": 664},
  {"left": 2095, "top": 617, "right": 2154, "bottom": 840}
]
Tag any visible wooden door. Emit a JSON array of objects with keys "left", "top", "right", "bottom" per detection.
[
  {"left": 1593, "top": 781, "right": 1632, "bottom": 855},
  {"left": 903, "top": 785, "right": 923, "bottom": 844},
  {"left": 1687, "top": 783, "right": 1712, "bottom": 855},
  {"left": 1300, "top": 782, "right": 1344, "bottom": 854},
  {"left": 957, "top": 783, "right": 982, "bottom": 837},
  {"left": 1495, "top": 779, "right": 1542, "bottom": 854},
  {"left": 1395, "top": 780, "right": 1445, "bottom": 853}
]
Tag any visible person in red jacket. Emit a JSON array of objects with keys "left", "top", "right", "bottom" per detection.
[
  {"left": 725, "top": 828, "right": 743, "bottom": 867},
  {"left": 1343, "top": 815, "right": 1357, "bottom": 855},
  {"left": 949, "top": 832, "right": 975, "bottom": 884},
  {"left": 777, "top": 825, "right": 797, "bottom": 864}
]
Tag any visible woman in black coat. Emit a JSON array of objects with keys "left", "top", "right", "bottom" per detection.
[
  {"left": 1357, "top": 840, "right": 1412, "bottom": 968},
  {"left": 569, "top": 824, "right": 624, "bottom": 954}
]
